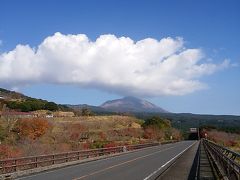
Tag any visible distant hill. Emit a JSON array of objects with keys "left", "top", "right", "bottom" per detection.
[
  {"left": 100, "top": 96, "right": 169, "bottom": 113},
  {"left": 133, "top": 112, "right": 240, "bottom": 134},
  {"left": 0, "top": 88, "right": 27, "bottom": 100},
  {"left": 0, "top": 87, "right": 72, "bottom": 112},
  {"left": 67, "top": 104, "right": 108, "bottom": 112}
]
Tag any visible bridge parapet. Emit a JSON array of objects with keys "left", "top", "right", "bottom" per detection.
[{"left": 203, "top": 139, "right": 240, "bottom": 180}]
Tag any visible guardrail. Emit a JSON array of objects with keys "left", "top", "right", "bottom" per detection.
[
  {"left": 0, "top": 142, "right": 162, "bottom": 175},
  {"left": 203, "top": 139, "right": 240, "bottom": 180}
]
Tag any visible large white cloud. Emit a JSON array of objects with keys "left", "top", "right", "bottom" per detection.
[{"left": 0, "top": 32, "right": 230, "bottom": 96}]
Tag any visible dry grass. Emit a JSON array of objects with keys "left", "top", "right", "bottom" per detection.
[
  {"left": 52, "top": 115, "right": 142, "bottom": 132},
  {"left": 206, "top": 129, "right": 240, "bottom": 153}
]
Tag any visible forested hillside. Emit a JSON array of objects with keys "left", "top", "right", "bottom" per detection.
[{"left": 0, "top": 88, "right": 71, "bottom": 112}]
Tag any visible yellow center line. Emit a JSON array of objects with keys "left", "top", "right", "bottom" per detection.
[{"left": 72, "top": 145, "right": 177, "bottom": 180}]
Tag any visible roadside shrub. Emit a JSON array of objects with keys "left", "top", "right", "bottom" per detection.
[
  {"left": 13, "top": 118, "right": 51, "bottom": 140},
  {"left": 0, "top": 145, "right": 22, "bottom": 159},
  {"left": 103, "top": 142, "right": 117, "bottom": 148}
]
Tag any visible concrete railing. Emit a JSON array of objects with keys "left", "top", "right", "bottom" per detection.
[
  {"left": 203, "top": 139, "right": 240, "bottom": 180},
  {"left": 0, "top": 142, "right": 161, "bottom": 175}
]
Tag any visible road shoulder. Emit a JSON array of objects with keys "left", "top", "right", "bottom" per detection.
[{"left": 157, "top": 141, "right": 199, "bottom": 180}]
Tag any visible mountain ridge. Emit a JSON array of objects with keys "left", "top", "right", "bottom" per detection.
[{"left": 100, "top": 96, "right": 169, "bottom": 113}]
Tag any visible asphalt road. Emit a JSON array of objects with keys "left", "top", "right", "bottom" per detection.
[{"left": 17, "top": 141, "right": 196, "bottom": 180}]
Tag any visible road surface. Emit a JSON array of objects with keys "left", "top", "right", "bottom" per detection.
[{"left": 17, "top": 141, "right": 196, "bottom": 180}]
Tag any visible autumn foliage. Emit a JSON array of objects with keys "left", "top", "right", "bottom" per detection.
[
  {"left": 201, "top": 128, "right": 240, "bottom": 152},
  {"left": 13, "top": 118, "right": 51, "bottom": 140},
  {"left": 0, "top": 145, "right": 22, "bottom": 159},
  {"left": 142, "top": 116, "right": 181, "bottom": 141},
  {"left": 0, "top": 115, "right": 183, "bottom": 159}
]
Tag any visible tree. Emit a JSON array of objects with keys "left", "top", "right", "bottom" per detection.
[
  {"left": 143, "top": 116, "right": 171, "bottom": 130},
  {"left": 13, "top": 118, "right": 51, "bottom": 140},
  {"left": 6, "top": 101, "right": 19, "bottom": 109},
  {"left": 27, "top": 99, "right": 45, "bottom": 111},
  {"left": 19, "top": 103, "right": 32, "bottom": 112},
  {"left": 44, "top": 102, "right": 58, "bottom": 111},
  {"left": 143, "top": 126, "right": 164, "bottom": 140},
  {"left": 142, "top": 116, "right": 182, "bottom": 141},
  {"left": 6, "top": 99, "right": 46, "bottom": 112},
  {"left": 81, "top": 108, "right": 92, "bottom": 116},
  {"left": 1, "top": 105, "right": 18, "bottom": 133}
]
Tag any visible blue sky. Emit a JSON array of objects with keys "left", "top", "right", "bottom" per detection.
[{"left": 0, "top": 0, "right": 239, "bottom": 115}]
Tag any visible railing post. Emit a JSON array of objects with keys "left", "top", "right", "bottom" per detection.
[
  {"left": 66, "top": 153, "right": 68, "bottom": 162},
  {"left": 3, "top": 162, "right": 6, "bottom": 174},
  {"left": 14, "top": 159, "right": 17, "bottom": 172},
  {"left": 35, "top": 157, "right": 38, "bottom": 168},
  {"left": 123, "top": 146, "right": 127, "bottom": 152},
  {"left": 52, "top": 155, "right": 55, "bottom": 164},
  {"left": 77, "top": 152, "right": 80, "bottom": 160}
]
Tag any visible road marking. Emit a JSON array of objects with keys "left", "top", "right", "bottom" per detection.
[
  {"left": 143, "top": 141, "right": 197, "bottom": 180},
  {"left": 72, "top": 146, "right": 177, "bottom": 180}
]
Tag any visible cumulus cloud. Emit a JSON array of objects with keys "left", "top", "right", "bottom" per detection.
[{"left": 0, "top": 32, "right": 230, "bottom": 96}]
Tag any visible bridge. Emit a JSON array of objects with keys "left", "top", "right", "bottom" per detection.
[{"left": 0, "top": 140, "right": 239, "bottom": 180}]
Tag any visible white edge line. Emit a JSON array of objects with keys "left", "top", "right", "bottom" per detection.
[{"left": 143, "top": 141, "right": 198, "bottom": 180}]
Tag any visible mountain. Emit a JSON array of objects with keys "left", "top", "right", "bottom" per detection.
[{"left": 100, "top": 96, "right": 169, "bottom": 113}]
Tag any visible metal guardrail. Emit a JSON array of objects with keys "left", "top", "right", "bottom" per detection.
[
  {"left": 203, "top": 139, "right": 240, "bottom": 180},
  {"left": 0, "top": 142, "right": 163, "bottom": 175}
]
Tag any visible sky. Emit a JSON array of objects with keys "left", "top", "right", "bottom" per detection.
[{"left": 0, "top": 0, "right": 239, "bottom": 115}]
